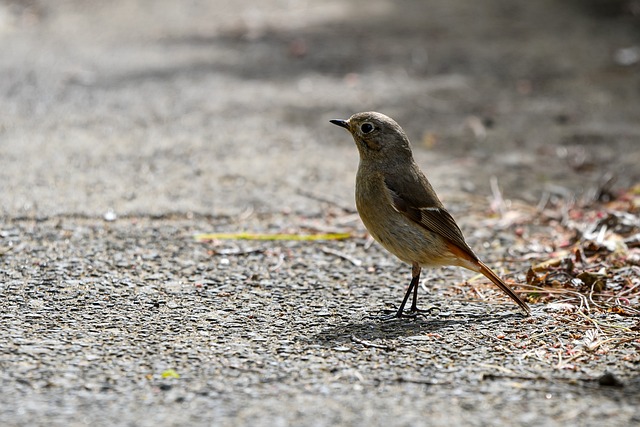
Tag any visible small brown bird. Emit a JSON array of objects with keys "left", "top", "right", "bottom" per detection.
[{"left": 330, "top": 112, "right": 531, "bottom": 318}]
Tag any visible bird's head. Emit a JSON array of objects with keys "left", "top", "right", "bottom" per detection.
[{"left": 330, "top": 112, "right": 413, "bottom": 162}]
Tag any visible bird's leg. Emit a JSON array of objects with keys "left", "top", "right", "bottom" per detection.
[
  {"left": 392, "top": 269, "right": 420, "bottom": 318},
  {"left": 375, "top": 274, "right": 417, "bottom": 321},
  {"left": 409, "top": 263, "right": 421, "bottom": 312},
  {"left": 376, "top": 264, "right": 438, "bottom": 321},
  {"left": 402, "top": 263, "right": 439, "bottom": 317}
]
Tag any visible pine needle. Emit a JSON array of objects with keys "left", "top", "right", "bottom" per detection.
[{"left": 194, "top": 232, "right": 351, "bottom": 242}]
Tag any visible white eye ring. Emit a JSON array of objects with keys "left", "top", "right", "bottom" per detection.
[{"left": 360, "top": 122, "right": 374, "bottom": 134}]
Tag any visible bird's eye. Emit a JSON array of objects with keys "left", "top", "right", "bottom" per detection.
[{"left": 361, "top": 122, "right": 374, "bottom": 134}]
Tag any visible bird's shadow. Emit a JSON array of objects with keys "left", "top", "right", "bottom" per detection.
[{"left": 311, "top": 310, "right": 527, "bottom": 347}]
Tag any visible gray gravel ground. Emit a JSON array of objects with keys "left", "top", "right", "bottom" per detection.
[{"left": 1, "top": 1, "right": 639, "bottom": 426}]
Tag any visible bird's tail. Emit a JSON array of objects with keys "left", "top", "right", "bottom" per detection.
[{"left": 477, "top": 261, "right": 531, "bottom": 315}]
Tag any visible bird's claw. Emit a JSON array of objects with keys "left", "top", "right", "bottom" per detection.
[{"left": 372, "top": 304, "right": 441, "bottom": 321}]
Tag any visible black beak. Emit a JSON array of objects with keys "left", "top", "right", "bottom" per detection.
[{"left": 330, "top": 119, "right": 350, "bottom": 130}]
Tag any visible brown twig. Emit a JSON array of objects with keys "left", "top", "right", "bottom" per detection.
[{"left": 321, "top": 246, "right": 362, "bottom": 267}]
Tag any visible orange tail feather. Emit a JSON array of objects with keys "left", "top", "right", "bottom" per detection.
[{"left": 478, "top": 261, "right": 531, "bottom": 315}]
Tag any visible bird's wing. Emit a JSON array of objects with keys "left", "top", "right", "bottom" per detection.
[{"left": 384, "top": 177, "right": 478, "bottom": 260}]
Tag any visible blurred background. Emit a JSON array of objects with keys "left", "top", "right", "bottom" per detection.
[{"left": 1, "top": 0, "right": 639, "bottom": 218}]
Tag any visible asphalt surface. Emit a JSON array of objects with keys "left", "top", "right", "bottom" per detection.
[{"left": 1, "top": 1, "right": 639, "bottom": 426}]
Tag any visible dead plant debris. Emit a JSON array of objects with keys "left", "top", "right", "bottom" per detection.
[{"left": 520, "top": 184, "right": 639, "bottom": 316}]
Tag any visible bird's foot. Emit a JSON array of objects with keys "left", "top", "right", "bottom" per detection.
[{"left": 374, "top": 304, "right": 441, "bottom": 321}]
